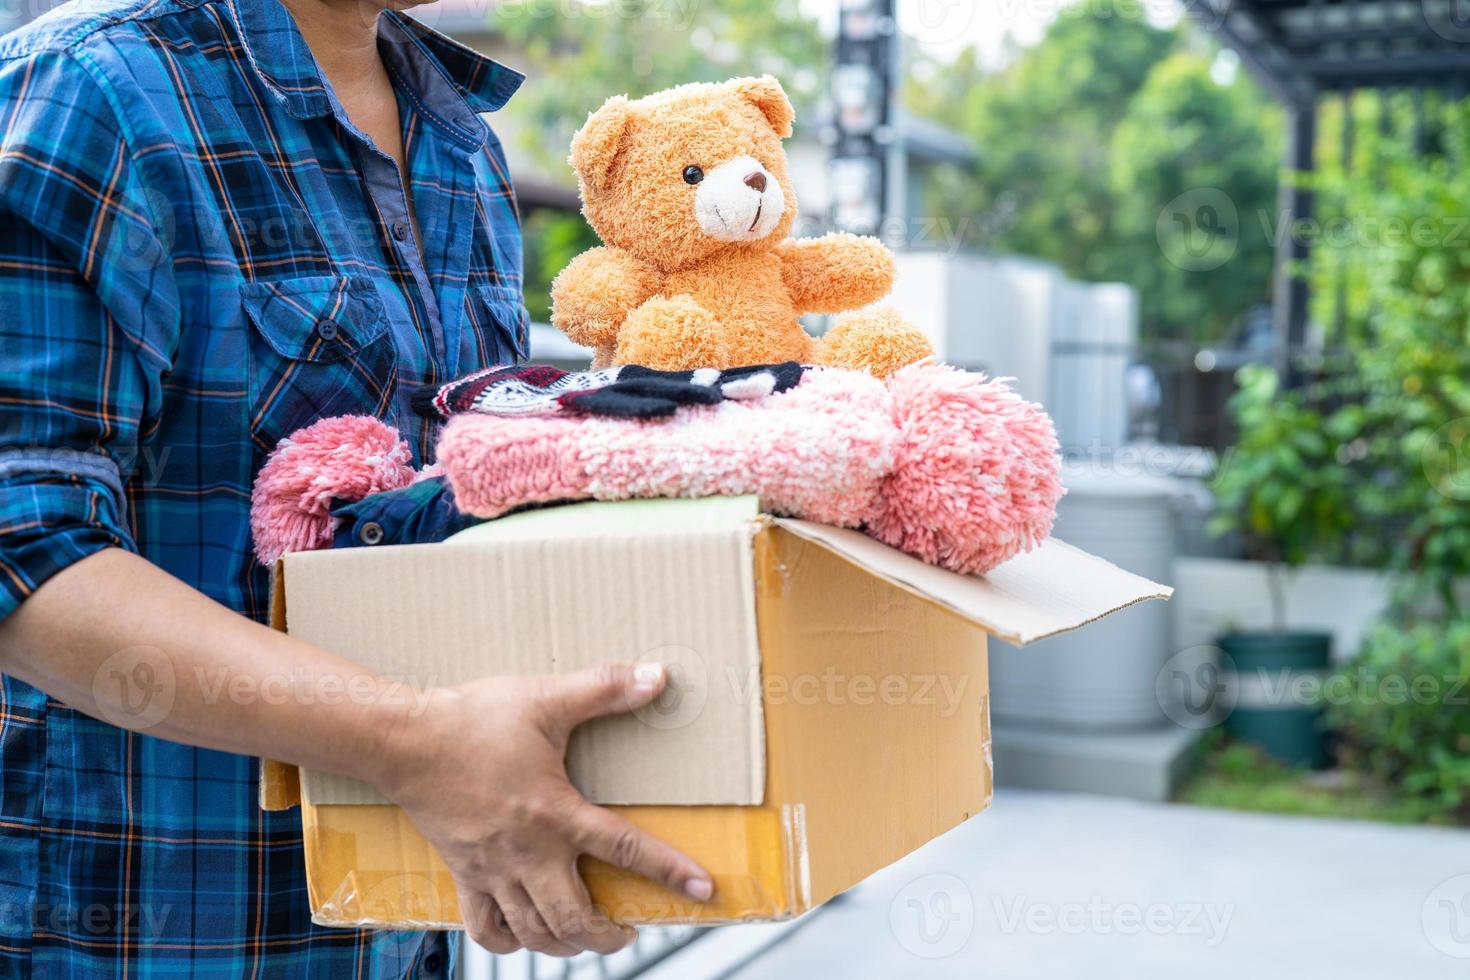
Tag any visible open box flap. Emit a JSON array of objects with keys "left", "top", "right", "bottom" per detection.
[{"left": 772, "top": 519, "right": 1172, "bottom": 645}]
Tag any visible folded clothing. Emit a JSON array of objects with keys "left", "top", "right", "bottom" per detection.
[
  {"left": 250, "top": 361, "right": 1063, "bottom": 575},
  {"left": 436, "top": 362, "right": 1062, "bottom": 575},
  {"left": 329, "top": 476, "right": 481, "bottom": 549},
  {"left": 411, "top": 361, "right": 805, "bottom": 420}
]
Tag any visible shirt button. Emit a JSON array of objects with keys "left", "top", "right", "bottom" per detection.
[
  {"left": 359, "top": 521, "right": 384, "bottom": 546},
  {"left": 421, "top": 951, "right": 443, "bottom": 975},
  {"left": 315, "top": 318, "right": 339, "bottom": 341},
  {"left": 391, "top": 219, "right": 411, "bottom": 243}
]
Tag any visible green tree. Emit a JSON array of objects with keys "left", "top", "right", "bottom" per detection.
[
  {"left": 492, "top": 0, "right": 827, "bottom": 174},
  {"left": 1214, "top": 92, "right": 1470, "bottom": 820},
  {"left": 906, "top": 8, "right": 1281, "bottom": 344},
  {"left": 906, "top": 6, "right": 1178, "bottom": 280},
  {"left": 1313, "top": 95, "right": 1470, "bottom": 606},
  {"left": 1107, "top": 52, "right": 1281, "bottom": 342}
]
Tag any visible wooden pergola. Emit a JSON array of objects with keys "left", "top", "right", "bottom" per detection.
[{"left": 1183, "top": 0, "right": 1470, "bottom": 372}]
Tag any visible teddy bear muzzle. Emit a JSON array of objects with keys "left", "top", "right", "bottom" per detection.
[{"left": 693, "top": 154, "right": 786, "bottom": 242}]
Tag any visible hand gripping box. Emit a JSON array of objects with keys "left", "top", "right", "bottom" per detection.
[{"left": 261, "top": 496, "right": 1169, "bottom": 927}]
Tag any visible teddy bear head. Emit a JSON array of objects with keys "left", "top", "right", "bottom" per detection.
[{"left": 568, "top": 75, "right": 799, "bottom": 272}]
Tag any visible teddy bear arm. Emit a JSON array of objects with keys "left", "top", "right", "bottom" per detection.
[
  {"left": 550, "top": 246, "right": 661, "bottom": 348},
  {"left": 776, "top": 233, "right": 896, "bottom": 314}
]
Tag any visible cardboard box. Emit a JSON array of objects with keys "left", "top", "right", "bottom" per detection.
[{"left": 262, "top": 496, "right": 1168, "bottom": 928}]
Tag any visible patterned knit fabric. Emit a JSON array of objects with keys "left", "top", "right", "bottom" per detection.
[
  {"left": 250, "top": 364, "right": 1065, "bottom": 575},
  {"left": 435, "top": 362, "right": 1065, "bottom": 576},
  {"left": 411, "top": 361, "right": 805, "bottom": 419}
]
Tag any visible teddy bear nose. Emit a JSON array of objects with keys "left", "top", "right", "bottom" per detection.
[{"left": 743, "top": 171, "right": 767, "bottom": 193}]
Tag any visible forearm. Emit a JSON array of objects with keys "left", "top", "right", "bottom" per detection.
[
  {"left": 0, "top": 547, "right": 715, "bottom": 953},
  {"left": 0, "top": 547, "right": 411, "bottom": 785}
]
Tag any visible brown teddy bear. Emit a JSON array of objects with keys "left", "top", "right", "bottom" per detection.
[{"left": 550, "top": 75, "right": 934, "bottom": 376}]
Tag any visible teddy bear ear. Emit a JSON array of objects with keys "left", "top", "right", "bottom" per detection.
[
  {"left": 731, "top": 75, "right": 794, "bottom": 139},
  {"left": 569, "top": 95, "right": 634, "bottom": 190}
]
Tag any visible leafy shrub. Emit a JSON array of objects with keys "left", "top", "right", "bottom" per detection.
[
  {"left": 1327, "top": 617, "right": 1470, "bottom": 821},
  {"left": 1208, "top": 364, "right": 1363, "bottom": 627},
  {"left": 1209, "top": 364, "right": 1359, "bottom": 567},
  {"left": 1213, "top": 95, "right": 1470, "bottom": 819}
]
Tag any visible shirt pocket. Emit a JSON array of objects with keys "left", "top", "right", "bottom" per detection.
[
  {"left": 241, "top": 274, "right": 399, "bottom": 452},
  {"left": 461, "top": 281, "right": 530, "bottom": 370}
]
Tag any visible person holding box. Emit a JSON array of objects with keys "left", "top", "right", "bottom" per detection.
[{"left": 0, "top": 0, "right": 711, "bottom": 974}]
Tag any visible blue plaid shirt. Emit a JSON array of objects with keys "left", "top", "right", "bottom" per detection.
[{"left": 0, "top": 0, "right": 527, "bottom": 973}]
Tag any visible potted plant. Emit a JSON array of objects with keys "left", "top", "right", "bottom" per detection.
[{"left": 1207, "top": 364, "right": 1362, "bottom": 767}]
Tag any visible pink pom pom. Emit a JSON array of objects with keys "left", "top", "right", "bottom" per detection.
[
  {"left": 870, "top": 363, "right": 1063, "bottom": 575},
  {"left": 249, "top": 415, "right": 415, "bottom": 564}
]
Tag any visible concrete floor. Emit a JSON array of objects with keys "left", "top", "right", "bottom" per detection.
[{"left": 723, "top": 790, "right": 1470, "bottom": 979}]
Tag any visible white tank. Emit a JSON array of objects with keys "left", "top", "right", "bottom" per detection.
[{"left": 989, "top": 461, "right": 1179, "bottom": 730}]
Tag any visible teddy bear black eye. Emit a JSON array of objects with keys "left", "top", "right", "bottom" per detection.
[{"left": 682, "top": 165, "right": 704, "bottom": 185}]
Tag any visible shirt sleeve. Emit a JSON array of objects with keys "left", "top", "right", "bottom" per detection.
[{"left": 0, "top": 48, "right": 180, "bottom": 620}]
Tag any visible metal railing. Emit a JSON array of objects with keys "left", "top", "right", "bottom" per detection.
[{"left": 461, "top": 926, "right": 708, "bottom": 980}]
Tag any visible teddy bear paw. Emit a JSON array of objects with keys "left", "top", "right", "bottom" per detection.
[
  {"left": 818, "top": 307, "right": 934, "bottom": 378},
  {"left": 615, "top": 294, "right": 732, "bottom": 370}
]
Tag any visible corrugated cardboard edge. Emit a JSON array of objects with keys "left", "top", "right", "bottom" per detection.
[{"left": 771, "top": 521, "right": 1173, "bottom": 646}]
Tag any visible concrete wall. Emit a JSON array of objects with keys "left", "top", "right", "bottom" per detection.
[{"left": 1172, "top": 558, "right": 1392, "bottom": 663}]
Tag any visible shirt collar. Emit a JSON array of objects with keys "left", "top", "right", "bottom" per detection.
[{"left": 228, "top": 0, "right": 524, "bottom": 146}]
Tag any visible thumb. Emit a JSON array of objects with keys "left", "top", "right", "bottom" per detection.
[{"left": 539, "top": 662, "right": 667, "bottom": 734}]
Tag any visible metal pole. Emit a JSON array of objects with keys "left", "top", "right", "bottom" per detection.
[
  {"left": 828, "top": 0, "right": 897, "bottom": 239},
  {"left": 1273, "top": 100, "right": 1317, "bottom": 385},
  {"left": 1333, "top": 91, "right": 1354, "bottom": 347}
]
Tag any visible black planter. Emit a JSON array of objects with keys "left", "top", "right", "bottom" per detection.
[{"left": 1217, "top": 631, "right": 1333, "bottom": 769}]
